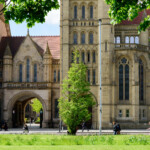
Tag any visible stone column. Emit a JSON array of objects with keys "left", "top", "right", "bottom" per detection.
[{"left": 132, "top": 57, "right": 139, "bottom": 123}]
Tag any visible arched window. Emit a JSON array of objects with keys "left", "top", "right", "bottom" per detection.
[
  {"left": 89, "top": 32, "right": 93, "bottom": 44},
  {"left": 81, "top": 52, "right": 85, "bottom": 63},
  {"left": 130, "top": 36, "right": 134, "bottom": 43},
  {"left": 19, "top": 64, "right": 23, "bottom": 82},
  {"left": 74, "top": 6, "right": 77, "bottom": 19},
  {"left": 119, "top": 65, "right": 123, "bottom": 100},
  {"left": 73, "top": 32, "right": 78, "bottom": 44},
  {"left": 34, "top": 64, "right": 37, "bottom": 82},
  {"left": 87, "top": 69, "right": 90, "bottom": 82},
  {"left": 87, "top": 51, "right": 90, "bottom": 62},
  {"left": 71, "top": 52, "right": 74, "bottom": 63},
  {"left": 90, "top": 5, "right": 93, "bottom": 19},
  {"left": 82, "top": 6, "right": 85, "bottom": 19},
  {"left": 58, "top": 70, "right": 60, "bottom": 82},
  {"left": 93, "top": 69, "right": 96, "bottom": 85},
  {"left": 115, "top": 36, "right": 120, "bottom": 44},
  {"left": 125, "top": 65, "right": 129, "bottom": 100},
  {"left": 93, "top": 51, "right": 96, "bottom": 63},
  {"left": 26, "top": 59, "right": 30, "bottom": 82},
  {"left": 135, "top": 36, "right": 139, "bottom": 44},
  {"left": 81, "top": 32, "right": 85, "bottom": 44},
  {"left": 54, "top": 70, "right": 56, "bottom": 82},
  {"left": 55, "top": 99, "right": 59, "bottom": 118},
  {"left": 119, "top": 58, "right": 129, "bottom": 100},
  {"left": 139, "top": 59, "right": 144, "bottom": 101},
  {"left": 125, "top": 36, "right": 129, "bottom": 43}
]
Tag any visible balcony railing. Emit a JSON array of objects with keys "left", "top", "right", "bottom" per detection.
[
  {"left": 115, "top": 43, "right": 150, "bottom": 52},
  {"left": 4, "top": 82, "right": 51, "bottom": 89}
]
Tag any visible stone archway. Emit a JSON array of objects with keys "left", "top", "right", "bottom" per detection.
[
  {"left": 5, "top": 91, "right": 49, "bottom": 128},
  {"left": 87, "top": 91, "right": 98, "bottom": 129}
]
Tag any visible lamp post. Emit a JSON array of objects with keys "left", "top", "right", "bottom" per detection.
[
  {"left": 99, "top": 19, "right": 102, "bottom": 135},
  {"left": 59, "top": 0, "right": 64, "bottom": 133}
]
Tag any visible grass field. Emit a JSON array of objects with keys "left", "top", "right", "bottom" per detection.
[{"left": 0, "top": 135, "right": 149, "bottom": 150}]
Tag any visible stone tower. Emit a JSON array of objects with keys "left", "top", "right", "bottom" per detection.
[{"left": 60, "top": 0, "right": 115, "bottom": 128}]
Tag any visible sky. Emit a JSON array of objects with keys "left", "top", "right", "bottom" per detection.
[{"left": 10, "top": 5, "right": 60, "bottom": 36}]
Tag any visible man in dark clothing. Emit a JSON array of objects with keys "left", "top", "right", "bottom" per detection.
[
  {"left": 113, "top": 122, "right": 117, "bottom": 135},
  {"left": 4, "top": 122, "right": 8, "bottom": 131},
  {"left": 113, "top": 122, "right": 121, "bottom": 135},
  {"left": 23, "top": 124, "right": 29, "bottom": 134}
]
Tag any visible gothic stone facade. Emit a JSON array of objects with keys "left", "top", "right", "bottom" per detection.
[
  {"left": 60, "top": 0, "right": 150, "bottom": 129},
  {"left": 0, "top": 33, "right": 60, "bottom": 127},
  {"left": 0, "top": 0, "right": 150, "bottom": 129}
]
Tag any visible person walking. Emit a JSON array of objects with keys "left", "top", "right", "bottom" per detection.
[
  {"left": 113, "top": 121, "right": 117, "bottom": 135},
  {"left": 116, "top": 123, "right": 121, "bottom": 134},
  {"left": 4, "top": 122, "right": 8, "bottom": 131},
  {"left": 23, "top": 124, "right": 29, "bottom": 134}
]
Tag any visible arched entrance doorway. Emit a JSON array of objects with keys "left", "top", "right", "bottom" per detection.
[
  {"left": 6, "top": 91, "right": 49, "bottom": 128},
  {"left": 12, "top": 98, "right": 43, "bottom": 128},
  {"left": 84, "top": 92, "right": 98, "bottom": 129}
]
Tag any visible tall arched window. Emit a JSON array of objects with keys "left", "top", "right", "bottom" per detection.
[
  {"left": 135, "top": 36, "right": 139, "bottom": 44},
  {"left": 87, "top": 51, "right": 90, "bottom": 62},
  {"left": 89, "top": 32, "right": 93, "bottom": 44},
  {"left": 119, "top": 58, "right": 129, "bottom": 100},
  {"left": 93, "top": 51, "right": 96, "bottom": 63},
  {"left": 81, "top": 32, "right": 85, "bottom": 44},
  {"left": 125, "top": 65, "right": 129, "bottom": 100},
  {"left": 130, "top": 36, "right": 134, "bottom": 43},
  {"left": 26, "top": 59, "right": 30, "bottom": 82},
  {"left": 82, "top": 6, "right": 85, "bottom": 19},
  {"left": 55, "top": 99, "right": 59, "bottom": 118},
  {"left": 125, "top": 36, "right": 129, "bottom": 43},
  {"left": 93, "top": 69, "right": 96, "bottom": 85},
  {"left": 139, "top": 59, "right": 144, "bottom": 101},
  {"left": 90, "top": 5, "right": 93, "bottom": 19},
  {"left": 115, "top": 36, "right": 120, "bottom": 44},
  {"left": 34, "top": 64, "right": 37, "bottom": 82},
  {"left": 73, "top": 32, "right": 78, "bottom": 44},
  {"left": 54, "top": 70, "right": 56, "bottom": 82},
  {"left": 74, "top": 6, "right": 77, "bottom": 19},
  {"left": 81, "top": 52, "right": 85, "bottom": 63},
  {"left": 87, "top": 69, "right": 90, "bottom": 82},
  {"left": 19, "top": 64, "right": 23, "bottom": 82},
  {"left": 119, "top": 65, "right": 123, "bottom": 100},
  {"left": 58, "top": 70, "right": 60, "bottom": 82}
]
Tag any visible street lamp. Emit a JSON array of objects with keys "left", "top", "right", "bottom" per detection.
[{"left": 99, "top": 19, "right": 102, "bottom": 135}]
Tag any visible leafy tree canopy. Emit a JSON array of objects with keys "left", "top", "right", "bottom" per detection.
[
  {"left": 105, "top": 0, "right": 150, "bottom": 32},
  {"left": 58, "top": 50, "right": 95, "bottom": 135},
  {"left": 30, "top": 98, "right": 43, "bottom": 113},
  {"left": 0, "top": 0, "right": 59, "bottom": 27}
]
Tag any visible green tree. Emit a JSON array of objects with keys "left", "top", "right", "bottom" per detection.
[
  {"left": 105, "top": 0, "right": 150, "bottom": 32},
  {"left": 0, "top": 0, "right": 59, "bottom": 27},
  {"left": 58, "top": 50, "right": 95, "bottom": 135},
  {"left": 30, "top": 98, "right": 43, "bottom": 113}
]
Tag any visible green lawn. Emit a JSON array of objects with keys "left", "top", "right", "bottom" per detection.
[{"left": 0, "top": 135, "right": 149, "bottom": 150}]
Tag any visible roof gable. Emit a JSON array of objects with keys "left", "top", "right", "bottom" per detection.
[
  {"left": 0, "top": 36, "right": 60, "bottom": 59},
  {"left": 14, "top": 35, "right": 42, "bottom": 59}
]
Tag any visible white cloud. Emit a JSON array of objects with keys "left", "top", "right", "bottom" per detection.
[{"left": 45, "top": 1, "right": 60, "bottom": 25}]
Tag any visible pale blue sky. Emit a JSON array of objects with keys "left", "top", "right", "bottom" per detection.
[
  {"left": 9, "top": 4, "right": 60, "bottom": 36},
  {"left": 10, "top": 21, "right": 60, "bottom": 36}
]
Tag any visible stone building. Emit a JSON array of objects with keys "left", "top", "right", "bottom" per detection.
[
  {"left": 60, "top": 0, "right": 150, "bottom": 129},
  {"left": 0, "top": 0, "right": 150, "bottom": 129},
  {"left": 0, "top": 6, "right": 60, "bottom": 127}
]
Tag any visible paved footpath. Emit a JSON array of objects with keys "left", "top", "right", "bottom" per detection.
[
  {"left": 0, "top": 128, "right": 150, "bottom": 135},
  {"left": 0, "top": 124, "right": 150, "bottom": 135}
]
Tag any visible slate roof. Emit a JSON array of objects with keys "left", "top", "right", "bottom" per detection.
[
  {"left": 120, "top": 10, "right": 150, "bottom": 25},
  {"left": 0, "top": 36, "right": 60, "bottom": 59}
]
